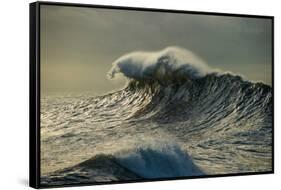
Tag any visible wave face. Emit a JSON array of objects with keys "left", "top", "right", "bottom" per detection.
[{"left": 40, "top": 47, "right": 272, "bottom": 186}]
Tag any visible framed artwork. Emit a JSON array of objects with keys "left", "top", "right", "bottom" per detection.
[{"left": 30, "top": 1, "right": 274, "bottom": 188}]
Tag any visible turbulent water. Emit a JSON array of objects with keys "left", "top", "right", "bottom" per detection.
[{"left": 40, "top": 47, "right": 272, "bottom": 186}]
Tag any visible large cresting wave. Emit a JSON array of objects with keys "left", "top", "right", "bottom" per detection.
[{"left": 40, "top": 46, "right": 272, "bottom": 186}]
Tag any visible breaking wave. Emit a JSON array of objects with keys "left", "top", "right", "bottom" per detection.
[
  {"left": 41, "top": 142, "right": 203, "bottom": 186},
  {"left": 41, "top": 47, "right": 272, "bottom": 186}
]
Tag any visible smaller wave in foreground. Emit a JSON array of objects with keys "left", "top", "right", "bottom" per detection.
[{"left": 41, "top": 143, "right": 203, "bottom": 186}]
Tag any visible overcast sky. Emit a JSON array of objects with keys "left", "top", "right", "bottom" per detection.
[{"left": 41, "top": 5, "right": 272, "bottom": 95}]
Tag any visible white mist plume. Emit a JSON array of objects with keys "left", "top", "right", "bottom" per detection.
[{"left": 108, "top": 46, "right": 211, "bottom": 82}]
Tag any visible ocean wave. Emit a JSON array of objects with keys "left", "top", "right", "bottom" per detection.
[
  {"left": 41, "top": 47, "right": 272, "bottom": 186},
  {"left": 41, "top": 142, "right": 203, "bottom": 186}
]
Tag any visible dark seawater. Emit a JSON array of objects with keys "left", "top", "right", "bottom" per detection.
[{"left": 40, "top": 73, "right": 272, "bottom": 186}]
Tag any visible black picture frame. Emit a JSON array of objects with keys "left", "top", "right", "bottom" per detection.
[{"left": 30, "top": 1, "right": 274, "bottom": 189}]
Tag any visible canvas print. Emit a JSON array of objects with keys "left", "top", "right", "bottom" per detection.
[{"left": 38, "top": 3, "right": 273, "bottom": 187}]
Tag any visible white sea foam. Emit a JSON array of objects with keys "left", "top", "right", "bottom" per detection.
[
  {"left": 108, "top": 46, "right": 211, "bottom": 82},
  {"left": 115, "top": 142, "right": 203, "bottom": 178}
]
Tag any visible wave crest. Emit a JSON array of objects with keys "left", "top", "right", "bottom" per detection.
[
  {"left": 108, "top": 46, "right": 211, "bottom": 83},
  {"left": 116, "top": 142, "right": 203, "bottom": 178}
]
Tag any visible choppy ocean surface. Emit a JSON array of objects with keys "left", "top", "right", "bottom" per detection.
[{"left": 40, "top": 47, "right": 272, "bottom": 186}]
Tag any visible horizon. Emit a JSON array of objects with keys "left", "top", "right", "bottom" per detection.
[{"left": 41, "top": 5, "right": 272, "bottom": 95}]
